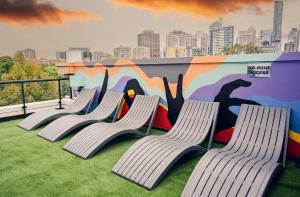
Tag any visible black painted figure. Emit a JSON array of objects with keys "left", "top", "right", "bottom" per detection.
[
  {"left": 214, "top": 79, "right": 260, "bottom": 132},
  {"left": 123, "top": 79, "right": 145, "bottom": 108},
  {"left": 97, "top": 69, "right": 108, "bottom": 105},
  {"left": 163, "top": 74, "right": 185, "bottom": 126}
]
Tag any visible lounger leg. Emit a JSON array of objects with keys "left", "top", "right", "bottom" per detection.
[
  {"left": 112, "top": 99, "right": 123, "bottom": 122},
  {"left": 146, "top": 102, "right": 159, "bottom": 135},
  {"left": 207, "top": 103, "right": 220, "bottom": 150},
  {"left": 282, "top": 108, "right": 291, "bottom": 168}
]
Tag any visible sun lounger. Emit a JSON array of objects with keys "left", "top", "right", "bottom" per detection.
[
  {"left": 37, "top": 90, "right": 124, "bottom": 142},
  {"left": 181, "top": 104, "right": 290, "bottom": 197},
  {"left": 112, "top": 100, "right": 219, "bottom": 190},
  {"left": 63, "top": 95, "right": 160, "bottom": 159}
]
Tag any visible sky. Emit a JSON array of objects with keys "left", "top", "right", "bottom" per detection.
[{"left": 0, "top": 0, "right": 299, "bottom": 59}]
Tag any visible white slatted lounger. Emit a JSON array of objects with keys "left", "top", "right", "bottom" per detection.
[
  {"left": 18, "top": 89, "right": 96, "bottom": 131},
  {"left": 181, "top": 104, "right": 290, "bottom": 197},
  {"left": 37, "top": 91, "right": 124, "bottom": 142},
  {"left": 112, "top": 100, "right": 219, "bottom": 190},
  {"left": 63, "top": 95, "right": 160, "bottom": 159}
]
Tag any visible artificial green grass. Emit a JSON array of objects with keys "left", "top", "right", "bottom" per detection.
[{"left": 0, "top": 120, "right": 299, "bottom": 197}]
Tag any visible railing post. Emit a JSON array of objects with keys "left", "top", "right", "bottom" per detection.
[
  {"left": 58, "top": 79, "right": 62, "bottom": 109},
  {"left": 20, "top": 82, "right": 27, "bottom": 118}
]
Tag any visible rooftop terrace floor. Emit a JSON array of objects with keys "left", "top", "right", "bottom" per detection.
[{"left": 0, "top": 120, "right": 300, "bottom": 197}]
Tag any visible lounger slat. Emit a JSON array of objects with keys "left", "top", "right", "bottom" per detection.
[{"left": 112, "top": 100, "right": 219, "bottom": 189}]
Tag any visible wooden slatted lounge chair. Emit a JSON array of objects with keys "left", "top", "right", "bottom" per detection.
[
  {"left": 37, "top": 90, "right": 124, "bottom": 142},
  {"left": 112, "top": 100, "right": 219, "bottom": 190},
  {"left": 18, "top": 89, "right": 96, "bottom": 131},
  {"left": 63, "top": 95, "right": 160, "bottom": 159},
  {"left": 181, "top": 104, "right": 290, "bottom": 197}
]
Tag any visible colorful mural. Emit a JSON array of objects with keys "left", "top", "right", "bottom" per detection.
[{"left": 62, "top": 53, "right": 300, "bottom": 158}]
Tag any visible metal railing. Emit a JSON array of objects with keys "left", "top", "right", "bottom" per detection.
[{"left": 0, "top": 78, "right": 71, "bottom": 118}]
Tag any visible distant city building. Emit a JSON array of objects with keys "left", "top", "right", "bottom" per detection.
[
  {"left": 22, "top": 49, "right": 36, "bottom": 60},
  {"left": 138, "top": 30, "right": 160, "bottom": 58},
  {"left": 209, "top": 18, "right": 234, "bottom": 55},
  {"left": 114, "top": 46, "right": 132, "bottom": 60},
  {"left": 223, "top": 26, "right": 234, "bottom": 48},
  {"left": 166, "top": 30, "right": 194, "bottom": 57},
  {"left": 260, "top": 45, "right": 279, "bottom": 53},
  {"left": 133, "top": 46, "right": 150, "bottom": 59},
  {"left": 237, "top": 27, "right": 256, "bottom": 45},
  {"left": 272, "top": 0, "right": 283, "bottom": 51},
  {"left": 284, "top": 42, "right": 296, "bottom": 52},
  {"left": 92, "top": 51, "right": 112, "bottom": 62},
  {"left": 285, "top": 28, "right": 300, "bottom": 52},
  {"left": 56, "top": 51, "right": 66, "bottom": 62},
  {"left": 196, "top": 31, "right": 209, "bottom": 56},
  {"left": 259, "top": 30, "right": 273, "bottom": 46},
  {"left": 66, "top": 47, "right": 92, "bottom": 63}
]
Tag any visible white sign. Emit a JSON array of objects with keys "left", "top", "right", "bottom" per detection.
[{"left": 247, "top": 63, "right": 271, "bottom": 78}]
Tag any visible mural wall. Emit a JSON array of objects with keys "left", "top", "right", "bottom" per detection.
[{"left": 61, "top": 53, "right": 300, "bottom": 158}]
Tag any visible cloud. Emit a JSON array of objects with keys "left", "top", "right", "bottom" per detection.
[
  {"left": 111, "top": 0, "right": 273, "bottom": 19},
  {"left": 0, "top": 0, "right": 102, "bottom": 27}
]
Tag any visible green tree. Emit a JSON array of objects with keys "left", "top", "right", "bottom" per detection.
[
  {"left": 223, "top": 44, "right": 263, "bottom": 55},
  {"left": 0, "top": 52, "right": 58, "bottom": 106},
  {"left": 0, "top": 56, "right": 13, "bottom": 78}
]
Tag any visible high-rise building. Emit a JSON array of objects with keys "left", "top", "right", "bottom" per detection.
[
  {"left": 66, "top": 47, "right": 92, "bottom": 63},
  {"left": 284, "top": 42, "right": 296, "bottom": 52},
  {"left": 223, "top": 26, "right": 234, "bottom": 48},
  {"left": 259, "top": 30, "right": 273, "bottom": 46},
  {"left": 285, "top": 28, "right": 300, "bottom": 52},
  {"left": 196, "top": 31, "right": 209, "bottom": 56},
  {"left": 22, "top": 49, "right": 36, "bottom": 60},
  {"left": 137, "top": 30, "right": 160, "bottom": 58},
  {"left": 133, "top": 46, "right": 150, "bottom": 59},
  {"left": 56, "top": 51, "right": 66, "bottom": 62},
  {"left": 209, "top": 18, "right": 234, "bottom": 55},
  {"left": 272, "top": 0, "right": 283, "bottom": 50},
  {"left": 166, "top": 30, "right": 194, "bottom": 57},
  {"left": 237, "top": 27, "right": 256, "bottom": 45},
  {"left": 114, "top": 46, "right": 132, "bottom": 60}
]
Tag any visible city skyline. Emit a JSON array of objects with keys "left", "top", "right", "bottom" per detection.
[{"left": 0, "top": 0, "right": 299, "bottom": 59}]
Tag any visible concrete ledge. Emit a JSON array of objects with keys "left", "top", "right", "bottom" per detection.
[{"left": 0, "top": 98, "right": 75, "bottom": 119}]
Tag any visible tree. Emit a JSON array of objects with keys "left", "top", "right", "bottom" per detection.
[
  {"left": 0, "top": 52, "right": 58, "bottom": 106},
  {"left": 223, "top": 44, "right": 263, "bottom": 55},
  {"left": 0, "top": 56, "right": 13, "bottom": 78}
]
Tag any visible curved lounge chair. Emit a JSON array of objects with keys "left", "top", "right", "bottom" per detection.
[
  {"left": 18, "top": 89, "right": 96, "bottom": 131},
  {"left": 112, "top": 100, "right": 219, "bottom": 190},
  {"left": 37, "top": 90, "right": 124, "bottom": 142},
  {"left": 63, "top": 95, "right": 160, "bottom": 159},
  {"left": 181, "top": 104, "right": 290, "bottom": 197}
]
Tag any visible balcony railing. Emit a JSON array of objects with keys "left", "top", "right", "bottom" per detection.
[{"left": 0, "top": 78, "right": 71, "bottom": 118}]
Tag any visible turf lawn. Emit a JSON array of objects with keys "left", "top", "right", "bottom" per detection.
[{"left": 0, "top": 119, "right": 300, "bottom": 197}]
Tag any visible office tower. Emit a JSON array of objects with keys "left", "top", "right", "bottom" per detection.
[
  {"left": 209, "top": 18, "right": 234, "bottom": 55},
  {"left": 133, "top": 46, "right": 150, "bottom": 59},
  {"left": 22, "top": 49, "right": 36, "bottom": 60},
  {"left": 196, "top": 31, "right": 209, "bottom": 56},
  {"left": 237, "top": 27, "right": 256, "bottom": 45},
  {"left": 66, "top": 47, "right": 92, "bottom": 63},
  {"left": 286, "top": 28, "right": 300, "bottom": 52},
  {"left": 223, "top": 26, "right": 234, "bottom": 48},
  {"left": 137, "top": 30, "right": 160, "bottom": 58},
  {"left": 114, "top": 46, "right": 132, "bottom": 60},
  {"left": 166, "top": 30, "right": 192, "bottom": 57},
  {"left": 56, "top": 51, "right": 66, "bottom": 62},
  {"left": 260, "top": 30, "right": 273, "bottom": 46},
  {"left": 272, "top": 0, "right": 283, "bottom": 50},
  {"left": 284, "top": 42, "right": 296, "bottom": 52}
]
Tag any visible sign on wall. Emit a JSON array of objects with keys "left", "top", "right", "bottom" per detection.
[{"left": 247, "top": 63, "right": 272, "bottom": 78}]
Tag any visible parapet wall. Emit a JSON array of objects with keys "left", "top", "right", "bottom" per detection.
[{"left": 58, "top": 52, "right": 300, "bottom": 158}]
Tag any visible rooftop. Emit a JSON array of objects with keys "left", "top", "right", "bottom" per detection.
[{"left": 0, "top": 119, "right": 299, "bottom": 196}]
